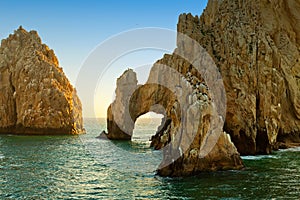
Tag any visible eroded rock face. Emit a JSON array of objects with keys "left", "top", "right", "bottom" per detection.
[
  {"left": 0, "top": 26, "right": 84, "bottom": 134},
  {"left": 177, "top": 0, "right": 300, "bottom": 154},
  {"left": 106, "top": 56, "right": 244, "bottom": 176},
  {"left": 106, "top": 69, "right": 138, "bottom": 140}
]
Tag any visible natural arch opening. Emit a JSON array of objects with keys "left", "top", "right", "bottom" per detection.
[{"left": 132, "top": 112, "right": 164, "bottom": 147}]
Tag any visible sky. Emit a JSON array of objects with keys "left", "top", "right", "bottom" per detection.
[{"left": 0, "top": 0, "right": 208, "bottom": 118}]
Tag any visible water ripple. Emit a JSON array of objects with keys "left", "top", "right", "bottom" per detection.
[{"left": 0, "top": 119, "right": 299, "bottom": 199}]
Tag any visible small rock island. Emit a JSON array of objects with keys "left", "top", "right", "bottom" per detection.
[{"left": 0, "top": 26, "right": 84, "bottom": 135}]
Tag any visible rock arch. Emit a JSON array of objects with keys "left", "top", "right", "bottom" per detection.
[
  {"left": 104, "top": 69, "right": 243, "bottom": 176},
  {"left": 106, "top": 70, "right": 180, "bottom": 141}
]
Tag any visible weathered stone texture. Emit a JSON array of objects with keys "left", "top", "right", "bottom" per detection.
[
  {"left": 0, "top": 27, "right": 84, "bottom": 134},
  {"left": 178, "top": 0, "right": 300, "bottom": 154}
]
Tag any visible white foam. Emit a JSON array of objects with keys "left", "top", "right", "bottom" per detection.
[
  {"left": 279, "top": 146, "right": 300, "bottom": 152},
  {"left": 241, "top": 155, "right": 277, "bottom": 160}
]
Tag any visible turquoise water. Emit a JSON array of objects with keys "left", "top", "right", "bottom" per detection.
[{"left": 0, "top": 118, "right": 299, "bottom": 199}]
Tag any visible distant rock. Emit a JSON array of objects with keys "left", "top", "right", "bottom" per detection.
[{"left": 0, "top": 26, "right": 84, "bottom": 134}]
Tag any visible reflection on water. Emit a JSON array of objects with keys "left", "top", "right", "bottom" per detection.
[{"left": 0, "top": 118, "right": 299, "bottom": 199}]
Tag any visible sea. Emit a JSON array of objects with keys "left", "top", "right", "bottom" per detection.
[{"left": 0, "top": 118, "right": 299, "bottom": 199}]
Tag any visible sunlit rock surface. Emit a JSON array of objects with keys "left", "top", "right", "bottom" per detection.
[
  {"left": 182, "top": 0, "right": 300, "bottom": 154},
  {"left": 0, "top": 27, "right": 84, "bottom": 135}
]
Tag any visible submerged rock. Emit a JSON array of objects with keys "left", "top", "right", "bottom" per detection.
[
  {"left": 97, "top": 130, "right": 108, "bottom": 139},
  {"left": 0, "top": 26, "right": 84, "bottom": 135}
]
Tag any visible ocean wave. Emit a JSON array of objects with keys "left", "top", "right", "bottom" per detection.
[{"left": 279, "top": 146, "right": 300, "bottom": 152}]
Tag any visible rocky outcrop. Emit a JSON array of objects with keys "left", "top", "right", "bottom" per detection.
[
  {"left": 106, "top": 69, "right": 138, "bottom": 140},
  {"left": 176, "top": 0, "right": 300, "bottom": 154},
  {"left": 105, "top": 56, "right": 244, "bottom": 176},
  {"left": 0, "top": 26, "right": 84, "bottom": 134}
]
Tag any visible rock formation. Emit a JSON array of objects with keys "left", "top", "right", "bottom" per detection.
[
  {"left": 179, "top": 0, "right": 300, "bottom": 154},
  {"left": 0, "top": 26, "right": 84, "bottom": 135},
  {"left": 104, "top": 0, "right": 300, "bottom": 176},
  {"left": 105, "top": 56, "right": 244, "bottom": 176}
]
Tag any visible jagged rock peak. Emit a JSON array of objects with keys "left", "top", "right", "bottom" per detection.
[{"left": 0, "top": 27, "right": 84, "bottom": 135}]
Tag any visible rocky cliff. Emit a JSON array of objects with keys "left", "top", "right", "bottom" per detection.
[
  {"left": 0, "top": 26, "right": 84, "bottom": 134},
  {"left": 104, "top": 0, "right": 300, "bottom": 176},
  {"left": 178, "top": 0, "right": 300, "bottom": 154}
]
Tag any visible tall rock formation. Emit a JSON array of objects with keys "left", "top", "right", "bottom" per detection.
[
  {"left": 177, "top": 0, "right": 300, "bottom": 154},
  {"left": 0, "top": 26, "right": 84, "bottom": 134}
]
